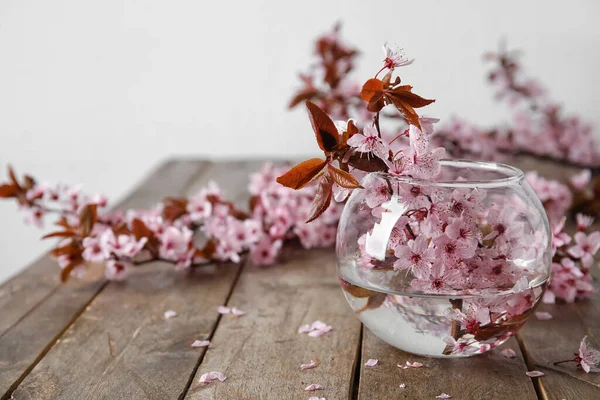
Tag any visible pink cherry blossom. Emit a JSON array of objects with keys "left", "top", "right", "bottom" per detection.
[
  {"left": 22, "top": 206, "right": 45, "bottom": 228},
  {"left": 402, "top": 126, "right": 446, "bottom": 179},
  {"left": 105, "top": 260, "right": 129, "bottom": 281},
  {"left": 82, "top": 236, "right": 105, "bottom": 263},
  {"left": 394, "top": 234, "right": 435, "bottom": 278},
  {"left": 578, "top": 336, "right": 600, "bottom": 373},
  {"left": 445, "top": 217, "right": 481, "bottom": 249},
  {"left": 568, "top": 231, "right": 600, "bottom": 268},
  {"left": 551, "top": 217, "right": 571, "bottom": 255},
  {"left": 364, "top": 179, "right": 392, "bottom": 208},
  {"left": 100, "top": 230, "right": 147, "bottom": 259},
  {"left": 382, "top": 42, "right": 414, "bottom": 69},
  {"left": 442, "top": 336, "right": 479, "bottom": 355},
  {"left": 396, "top": 183, "right": 431, "bottom": 211},
  {"left": 570, "top": 169, "right": 591, "bottom": 190},
  {"left": 433, "top": 234, "right": 476, "bottom": 263},
  {"left": 411, "top": 260, "right": 462, "bottom": 293},
  {"left": 576, "top": 213, "right": 595, "bottom": 231},
  {"left": 159, "top": 226, "right": 194, "bottom": 267},
  {"left": 347, "top": 125, "right": 389, "bottom": 160},
  {"left": 250, "top": 237, "right": 282, "bottom": 266}
]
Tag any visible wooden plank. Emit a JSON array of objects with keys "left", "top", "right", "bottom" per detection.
[
  {"left": 0, "top": 159, "right": 209, "bottom": 399},
  {"left": 0, "top": 159, "right": 207, "bottom": 337},
  {"left": 184, "top": 246, "right": 362, "bottom": 400},
  {"left": 12, "top": 161, "right": 263, "bottom": 400},
  {"left": 517, "top": 295, "right": 600, "bottom": 400},
  {"left": 358, "top": 329, "right": 537, "bottom": 399}
]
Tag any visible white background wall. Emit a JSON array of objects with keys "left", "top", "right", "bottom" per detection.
[{"left": 1, "top": 0, "right": 599, "bottom": 283}]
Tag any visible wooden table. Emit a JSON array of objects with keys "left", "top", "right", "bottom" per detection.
[{"left": 1, "top": 159, "right": 598, "bottom": 400}]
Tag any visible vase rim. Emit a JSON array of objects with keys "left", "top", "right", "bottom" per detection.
[{"left": 374, "top": 159, "right": 525, "bottom": 188}]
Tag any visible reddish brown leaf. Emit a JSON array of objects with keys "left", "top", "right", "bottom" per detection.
[
  {"left": 361, "top": 78, "right": 384, "bottom": 102},
  {"left": 0, "top": 183, "right": 18, "bottom": 198},
  {"left": 388, "top": 85, "right": 435, "bottom": 108},
  {"left": 288, "top": 88, "right": 319, "bottom": 109},
  {"left": 113, "top": 222, "right": 133, "bottom": 236},
  {"left": 305, "top": 100, "right": 340, "bottom": 153},
  {"left": 357, "top": 293, "right": 387, "bottom": 312},
  {"left": 42, "top": 231, "right": 76, "bottom": 240},
  {"left": 131, "top": 218, "right": 159, "bottom": 254},
  {"left": 79, "top": 204, "right": 98, "bottom": 237},
  {"left": 327, "top": 164, "right": 362, "bottom": 189},
  {"left": 366, "top": 91, "right": 386, "bottom": 113},
  {"left": 387, "top": 97, "right": 420, "bottom": 127},
  {"left": 340, "top": 278, "right": 379, "bottom": 298},
  {"left": 306, "top": 174, "right": 334, "bottom": 223},
  {"left": 51, "top": 243, "right": 82, "bottom": 257},
  {"left": 195, "top": 239, "right": 217, "bottom": 259},
  {"left": 7, "top": 165, "right": 21, "bottom": 191},
  {"left": 60, "top": 258, "right": 83, "bottom": 283},
  {"left": 162, "top": 197, "right": 188, "bottom": 221},
  {"left": 23, "top": 175, "right": 36, "bottom": 191},
  {"left": 276, "top": 158, "right": 327, "bottom": 190},
  {"left": 347, "top": 153, "right": 388, "bottom": 172},
  {"left": 249, "top": 195, "right": 261, "bottom": 213}
]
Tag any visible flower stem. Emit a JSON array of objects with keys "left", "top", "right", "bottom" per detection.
[{"left": 449, "top": 298, "right": 463, "bottom": 340}]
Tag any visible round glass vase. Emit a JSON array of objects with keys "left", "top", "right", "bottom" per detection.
[{"left": 336, "top": 160, "right": 551, "bottom": 357}]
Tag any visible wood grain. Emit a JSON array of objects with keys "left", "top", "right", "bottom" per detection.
[
  {"left": 0, "top": 159, "right": 209, "bottom": 399},
  {"left": 11, "top": 161, "right": 262, "bottom": 400},
  {"left": 184, "top": 245, "right": 362, "bottom": 400},
  {"left": 358, "top": 328, "right": 537, "bottom": 399}
]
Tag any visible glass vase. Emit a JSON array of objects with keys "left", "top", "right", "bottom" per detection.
[{"left": 336, "top": 160, "right": 551, "bottom": 357}]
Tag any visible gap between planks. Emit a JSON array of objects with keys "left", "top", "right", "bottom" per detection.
[
  {"left": 349, "top": 325, "right": 364, "bottom": 400},
  {"left": 516, "top": 332, "right": 548, "bottom": 400}
]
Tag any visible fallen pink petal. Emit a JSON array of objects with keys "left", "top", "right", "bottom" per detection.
[
  {"left": 364, "top": 358, "right": 378, "bottom": 367},
  {"left": 535, "top": 312, "right": 553, "bottom": 320},
  {"left": 405, "top": 361, "right": 423, "bottom": 368},
  {"left": 301, "top": 360, "right": 317, "bottom": 370},
  {"left": 231, "top": 307, "right": 245, "bottom": 316},
  {"left": 163, "top": 310, "right": 177, "bottom": 319},
  {"left": 436, "top": 394, "right": 452, "bottom": 399},
  {"left": 501, "top": 348, "right": 517, "bottom": 358},
  {"left": 308, "top": 397, "right": 326, "bottom": 400},
  {"left": 300, "top": 320, "right": 333, "bottom": 338},
  {"left": 399, "top": 383, "right": 406, "bottom": 388},
  {"left": 209, "top": 371, "right": 227, "bottom": 382},
  {"left": 305, "top": 384, "right": 324, "bottom": 391},
  {"left": 217, "top": 306, "right": 231, "bottom": 314},
  {"left": 191, "top": 340, "right": 210, "bottom": 348},
  {"left": 526, "top": 370, "right": 545, "bottom": 377}
]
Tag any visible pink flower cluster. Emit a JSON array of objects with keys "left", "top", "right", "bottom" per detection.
[
  {"left": 545, "top": 215, "right": 599, "bottom": 303},
  {"left": 11, "top": 163, "right": 343, "bottom": 281},
  {"left": 524, "top": 171, "right": 572, "bottom": 223}
]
